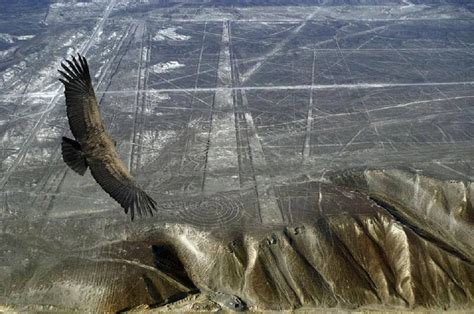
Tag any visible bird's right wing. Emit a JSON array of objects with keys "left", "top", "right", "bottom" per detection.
[
  {"left": 88, "top": 157, "right": 157, "bottom": 220},
  {"left": 58, "top": 54, "right": 103, "bottom": 141}
]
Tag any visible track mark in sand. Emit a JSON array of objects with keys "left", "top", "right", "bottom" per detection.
[
  {"left": 435, "top": 162, "right": 474, "bottom": 181},
  {"left": 239, "top": 10, "right": 316, "bottom": 84},
  {"left": 302, "top": 49, "right": 316, "bottom": 162},
  {"left": 368, "top": 95, "right": 474, "bottom": 113},
  {"left": 202, "top": 21, "right": 239, "bottom": 193},
  {"left": 337, "top": 127, "right": 366, "bottom": 156}
]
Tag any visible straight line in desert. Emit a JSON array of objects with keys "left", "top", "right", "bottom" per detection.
[
  {"left": 302, "top": 50, "right": 316, "bottom": 162},
  {"left": 241, "top": 90, "right": 284, "bottom": 224},
  {"left": 129, "top": 21, "right": 147, "bottom": 173},
  {"left": 149, "top": 18, "right": 472, "bottom": 22},
  {"left": 5, "top": 81, "right": 474, "bottom": 99},
  {"left": 202, "top": 21, "right": 240, "bottom": 193}
]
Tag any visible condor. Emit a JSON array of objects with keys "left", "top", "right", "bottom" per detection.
[{"left": 58, "top": 54, "right": 156, "bottom": 220}]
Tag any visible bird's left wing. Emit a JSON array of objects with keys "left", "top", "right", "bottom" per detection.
[
  {"left": 88, "top": 157, "right": 157, "bottom": 220},
  {"left": 58, "top": 54, "right": 103, "bottom": 141}
]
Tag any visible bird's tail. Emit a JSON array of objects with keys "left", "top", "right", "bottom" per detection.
[{"left": 61, "top": 136, "right": 88, "bottom": 175}]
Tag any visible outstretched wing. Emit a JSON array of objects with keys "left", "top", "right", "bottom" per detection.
[
  {"left": 88, "top": 157, "right": 157, "bottom": 220},
  {"left": 58, "top": 54, "right": 103, "bottom": 141}
]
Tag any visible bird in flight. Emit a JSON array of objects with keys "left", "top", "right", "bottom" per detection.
[{"left": 58, "top": 54, "right": 156, "bottom": 220}]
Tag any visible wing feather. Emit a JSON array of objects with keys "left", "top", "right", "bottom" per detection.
[
  {"left": 88, "top": 158, "right": 157, "bottom": 220},
  {"left": 58, "top": 54, "right": 103, "bottom": 141}
]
